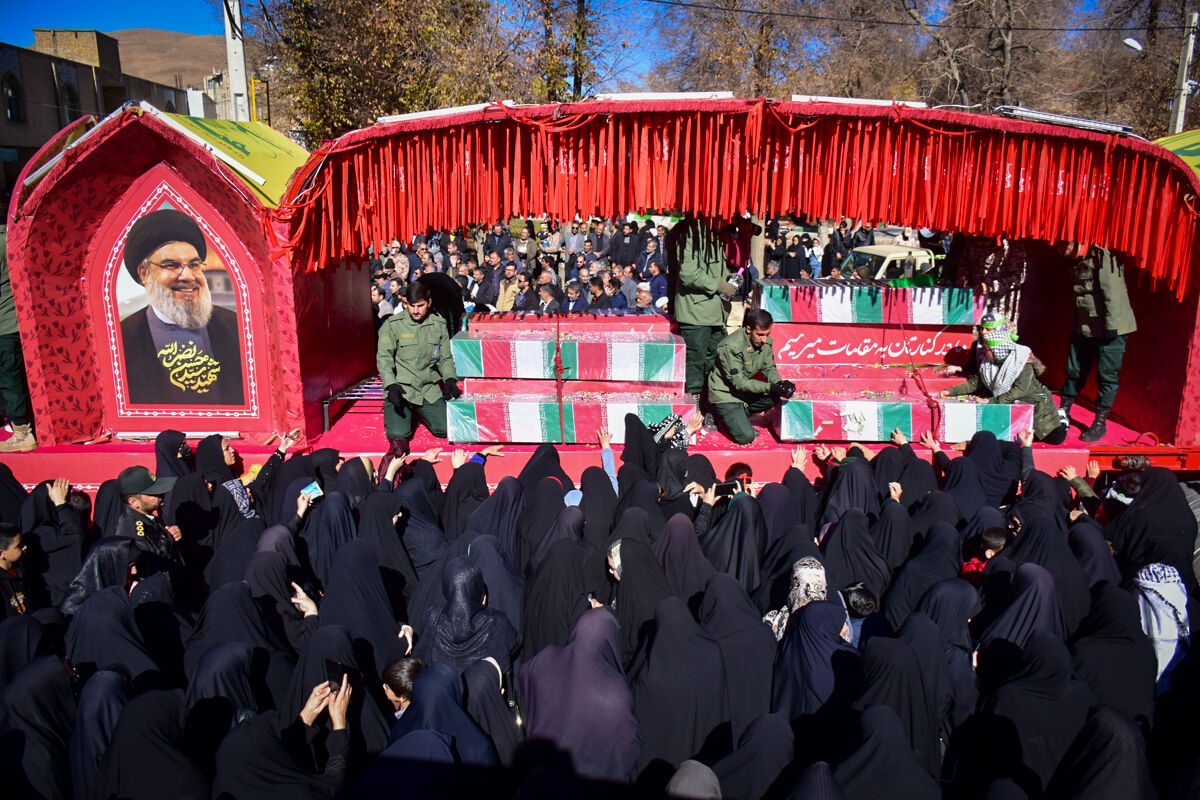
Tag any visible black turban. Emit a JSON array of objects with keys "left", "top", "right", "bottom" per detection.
[{"left": 123, "top": 209, "right": 207, "bottom": 284}]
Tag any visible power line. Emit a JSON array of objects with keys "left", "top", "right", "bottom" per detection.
[{"left": 640, "top": 0, "right": 1191, "bottom": 33}]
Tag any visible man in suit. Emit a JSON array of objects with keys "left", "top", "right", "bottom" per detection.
[
  {"left": 537, "top": 284, "right": 561, "bottom": 313},
  {"left": 119, "top": 209, "right": 244, "bottom": 406}
]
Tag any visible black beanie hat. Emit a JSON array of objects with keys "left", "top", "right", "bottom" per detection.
[{"left": 122, "top": 209, "right": 207, "bottom": 284}]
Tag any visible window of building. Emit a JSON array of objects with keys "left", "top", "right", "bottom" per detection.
[
  {"left": 61, "top": 82, "right": 81, "bottom": 122},
  {"left": 2, "top": 74, "right": 24, "bottom": 124}
]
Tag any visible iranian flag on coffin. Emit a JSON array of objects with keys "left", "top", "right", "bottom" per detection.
[
  {"left": 777, "top": 400, "right": 915, "bottom": 442},
  {"left": 776, "top": 398, "right": 1034, "bottom": 442},
  {"left": 758, "top": 282, "right": 981, "bottom": 326},
  {"left": 446, "top": 397, "right": 693, "bottom": 443},
  {"left": 938, "top": 401, "right": 1035, "bottom": 442},
  {"left": 451, "top": 334, "right": 685, "bottom": 382}
]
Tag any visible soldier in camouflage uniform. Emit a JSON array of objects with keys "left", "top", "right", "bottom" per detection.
[{"left": 376, "top": 281, "right": 461, "bottom": 442}]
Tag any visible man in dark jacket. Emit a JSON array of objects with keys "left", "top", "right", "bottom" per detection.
[
  {"left": 587, "top": 277, "right": 613, "bottom": 311},
  {"left": 483, "top": 223, "right": 513, "bottom": 258},
  {"left": 611, "top": 221, "right": 642, "bottom": 269},
  {"left": 115, "top": 465, "right": 182, "bottom": 565},
  {"left": 1059, "top": 244, "right": 1137, "bottom": 442}
]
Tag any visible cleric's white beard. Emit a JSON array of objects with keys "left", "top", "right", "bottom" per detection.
[{"left": 145, "top": 275, "right": 214, "bottom": 331}]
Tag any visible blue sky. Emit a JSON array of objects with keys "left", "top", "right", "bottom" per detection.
[{"left": 0, "top": 0, "right": 224, "bottom": 47}]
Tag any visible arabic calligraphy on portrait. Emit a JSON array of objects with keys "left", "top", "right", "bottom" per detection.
[{"left": 156, "top": 341, "right": 222, "bottom": 393}]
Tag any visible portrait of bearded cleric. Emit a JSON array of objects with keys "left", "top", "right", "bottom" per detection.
[{"left": 118, "top": 209, "right": 245, "bottom": 405}]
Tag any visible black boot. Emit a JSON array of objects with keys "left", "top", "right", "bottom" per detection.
[{"left": 1080, "top": 407, "right": 1109, "bottom": 443}]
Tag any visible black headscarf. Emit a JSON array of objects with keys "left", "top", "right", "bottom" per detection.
[
  {"left": 882, "top": 521, "right": 961, "bottom": 630},
  {"left": 98, "top": 689, "right": 208, "bottom": 800},
  {"left": 393, "top": 477, "right": 449, "bottom": 582},
  {"left": 518, "top": 608, "right": 641, "bottom": 782},
  {"left": 619, "top": 413, "right": 660, "bottom": 480},
  {"left": 610, "top": 538, "right": 673, "bottom": 668},
  {"left": 1105, "top": 467, "right": 1197, "bottom": 583},
  {"left": 516, "top": 443, "right": 574, "bottom": 496},
  {"left": 203, "top": 483, "right": 265, "bottom": 593},
  {"left": 211, "top": 711, "right": 342, "bottom": 799},
  {"left": 898, "top": 458, "right": 938, "bottom": 514},
  {"left": 578, "top": 466, "right": 618, "bottom": 549},
  {"left": 300, "top": 491, "right": 358, "bottom": 589},
  {"left": 897, "top": 612, "right": 955, "bottom": 745},
  {"left": 461, "top": 658, "right": 522, "bottom": 766},
  {"left": 1003, "top": 512, "right": 1090, "bottom": 635},
  {"left": 19, "top": 481, "right": 85, "bottom": 608},
  {"left": 318, "top": 539, "right": 406, "bottom": 675},
  {"left": 915, "top": 578, "right": 981, "bottom": 729},
  {"left": 465, "top": 535, "right": 523, "bottom": 635},
  {"left": 822, "top": 509, "right": 890, "bottom": 600},
  {"left": 687, "top": 454, "right": 719, "bottom": 491},
  {"left": 869, "top": 498, "right": 918, "bottom": 571},
  {"left": 979, "top": 562, "right": 1068, "bottom": 647},
  {"left": 68, "top": 668, "right": 131, "bottom": 800},
  {"left": 2, "top": 655, "right": 76, "bottom": 800},
  {"left": 92, "top": 479, "right": 123, "bottom": 540},
  {"left": 341, "top": 730, "right": 458, "bottom": 799},
  {"left": 164, "top": 472, "right": 215, "bottom": 540},
  {"left": 520, "top": 538, "right": 588, "bottom": 660},
  {"left": 464, "top": 476, "right": 524, "bottom": 570},
  {"left": 525, "top": 506, "right": 584, "bottom": 579},
  {"left": 613, "top": 478, "right": 668, "bottom": 541},
  {"left": 653, "top": 513, "right": 715, "bottom": 605},
  {"left": 1068, "top": 517, "right": 1122, "bottom": 589},
  {"left": 244, "top": 551, "right": 316, "bottom": 655},
  {"left": 184, "top": 641, "right": 259, "bottom": 772},
  {"left": 195, "top": 434, "right": 234, "bottom": 484},
  {"left": 387, "top": 662, "right": 498, "bottom": 766},
  {"left": 183, "top": 583, "right": 293, "bottom": 707},
  {"left": 66, "top": 586, "right": 161, "bottom": 686},
  {"left": 710, "top": 712, "right": 795, "bottom": 800},
  {"left": 772, "top": 600, "right": 859, "bottom": 719},
  {"left": 908, "top": 490, "right": 962, "bottom": 536},
  {"left": 942, "top": 455, "right": 987, "bottom": 521},
  {"left": 354, "top": 489, "right": 419, "bottom": 611},
  {"left": 283, "top": 625, "right": 390, "bottom": 761},
  {"left": 960, "top": 504, "right": 1007, "bottom": 543},
  {"left": 833, "top": 705, "right": 941, "bottom": 800},
  {"left": 335, "top": 457, "right": 374, "bottom": 510},
  {"left": 0, "top": 616, "right": 45, "bottom": 708},
  {"left": 309, "top": 448, "right": 341, "bottom": 490},
  {"left": 963, "top": 431, "right": 1022, "bottom": 507},
  {"left": 782, "top": 466, "right": 820, "bottom": 532},
  {"left": 782, "top": 760, "right": 846, "bottom": 800},
  {"left": 1042, "top": 705, "right": 1157, "bottom": 800},
  {"left": 154, "top": 430, "right": 191, "bottom": 479},
  {"left": 976, "top": 631, "right": 1094, "bottom": 795},
  {"left": 628, "top": 595, "right": 729, "bottom": 774},
  {"left": 441, "top": 462, "right": 489, "bottom": 542},
  {"left": 698, "top": 493, "right": 766, "bottom": 594},
  {"left": 263, "top": 453, "right": 314, "bottom": 527},
  {"left": 854, "top": 636, "right": 941, "bottom": 777},
  {"left": 0, "top": 460, "right": 28, "bottom": 524},
  {"left": 699, "top": 573, "right": 776, "bottom": 743},
  {"left": 1068, "top": 581, "right": 1157, "bottom": 724},
  {"left": 871, "top": 444, "right": 911, "bottom": 503},
  {"left": 414, "top": 555, "right": 517, "bottom": 675},
  {"left": 59, "top": 537, "right": 136, "bottom": 618},
  {"left": 820, "top": 456, "right": 881, "bottom": 528}
]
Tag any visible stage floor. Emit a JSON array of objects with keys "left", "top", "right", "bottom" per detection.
[{"left": 0, "top": 399, "right": 1177, "bottom": 492}]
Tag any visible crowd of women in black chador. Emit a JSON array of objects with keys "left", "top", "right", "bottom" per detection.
[{"left": 0, "top": 419, "right": 1196, "bottom": 800}]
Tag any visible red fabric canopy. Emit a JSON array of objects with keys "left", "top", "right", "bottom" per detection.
[{"left": 275, "top": 98, "right": 1200, "bottom": 298}]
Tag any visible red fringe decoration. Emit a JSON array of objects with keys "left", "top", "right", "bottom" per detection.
[{"left": 274, "top": 99, "right": 1200, "bottom": 298}]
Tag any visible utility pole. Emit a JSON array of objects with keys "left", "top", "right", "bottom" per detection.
[
  {"left": 1170, "top": 12, "right": 1198, "bottom": 135},
  {"left": 223, "top": 0, "right": 251, "bottom": 121}
]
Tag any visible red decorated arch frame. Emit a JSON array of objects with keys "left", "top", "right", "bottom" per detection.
[{"left": 275, "top": 98, "right": 1200, "bottom": 299}]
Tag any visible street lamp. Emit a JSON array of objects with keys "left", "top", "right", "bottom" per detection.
[{"left": 1123, "top": 12, "right": 1199, "bottom": 135}]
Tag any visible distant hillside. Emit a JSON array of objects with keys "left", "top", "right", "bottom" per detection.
[{"left": 107, "top": 28, "right": 226, "bottom": 90}]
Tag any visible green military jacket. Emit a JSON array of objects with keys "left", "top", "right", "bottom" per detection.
[
  {"left": 946, "top": 364, "right": 1060, "bottom": 439},
  {"left": 1073, "top": 248, "right": 1136, "bottom": 338},
  {"left": 376, "top": 311, "right": 457, "bottom": 405},
  {"left": 707, "top": 328, "right": 782, "bottom": 406},
  {"left": 671, "top": 219, "right": 729, "bottom": 327}
]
